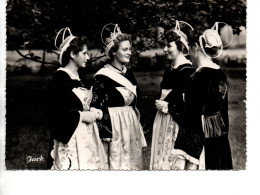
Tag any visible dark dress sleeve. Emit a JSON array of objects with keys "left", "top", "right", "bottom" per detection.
[
  {"left": 167, "top": 66, "right": 195, "bottom": 126},
  {"left": 91, "top": 75, "right": 113, "bottom": 139},
  {"left": 46, "top": 71, "right": 83, "bottom": 144},
  {"left": 174, "top": 72, "right": 205, "bottom": 160}
]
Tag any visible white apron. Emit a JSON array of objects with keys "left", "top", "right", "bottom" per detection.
[
  {"left": 150, "top": 89, "right": 180, "bottom": 170},
  {"left": 51, "top": 87, "right": 108, "bottom": 170},
  {"left": 96, "top": 66, "right": 147, "bottom": 170}
]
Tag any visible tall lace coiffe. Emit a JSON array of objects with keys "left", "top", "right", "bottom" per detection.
[
  {"left": 54, "top": 27, "right": 76, "bottom": 65},
  {"left": 199, "top": 22, "right": 233, "bottom": 58},
  {"left": 101, "top": 23, "right": 123, "bottom": 57},
  {"left": 166, "top": 20, "right": 194, "bottom": 56}
]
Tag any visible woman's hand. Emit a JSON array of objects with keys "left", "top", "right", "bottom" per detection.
[
  {"left": 90, "top": 107, "right": 103, "bottom": 120},
  {"left": 80, "top": 111, "right": 99, "bottom": 123},
  {"left": 155, "top": 100, "right": 168, "bottom": 113}
]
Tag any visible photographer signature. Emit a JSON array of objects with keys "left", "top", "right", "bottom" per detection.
[{"left": 26, "top": 155, "right": 45, "bottom": 163}]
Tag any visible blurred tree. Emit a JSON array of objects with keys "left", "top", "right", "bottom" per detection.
[{"left": 7, "top": 0, "right": 246, "bottom": 70}]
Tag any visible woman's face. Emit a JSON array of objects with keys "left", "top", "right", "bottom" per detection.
[
  {"left": 114, "top": 40, "right": 132, "bottom": 64},
  {"left": 73, "top": 45, "right": 90, "bottom": 68},
  {"left": 163, "top": 41, "right": 180, "bottom": 60}
]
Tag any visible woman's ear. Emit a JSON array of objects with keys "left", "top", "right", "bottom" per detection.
[
  {"left": 195, "top": 43, "right": 199, "bottom": 51},
  {"left": 70, "top": 51, "right": 75, "bottom": 59},
  {"left": 189, "top": 44, "right": 197, "bottom": 52},
  {"left": 194, "top": 43, "right": 199, "bottom": 55}
]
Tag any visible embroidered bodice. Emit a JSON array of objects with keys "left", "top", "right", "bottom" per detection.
[{"left": 116, "top": 87, "right": 135, "bottom": 106}]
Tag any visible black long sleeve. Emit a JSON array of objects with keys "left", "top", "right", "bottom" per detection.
[
  {"left": 46, "top": 71, "right": 83, "bottom": 144},
  {"left": 174, "top": 67, "right": 230, "bottom": 160}
]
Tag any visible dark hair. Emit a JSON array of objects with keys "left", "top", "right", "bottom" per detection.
[
  {"left": 61, "top": 36, "right": 88, "bottom": 66},
  {"left": 164, "top": 31, "right": 188, "bottom": 54},
  {"left": 203, "top": 42, "right": 220, "bottom": 57},
  {"left": 189, "top": 29, "right": 220, "bottom": 57},
  {"left": 108, "top": 33, "right": 132, "bottom": 59}
]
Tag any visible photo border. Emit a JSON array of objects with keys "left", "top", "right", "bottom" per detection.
[{"left": 1, "top": 0, "right": 259, "bottom": 194}]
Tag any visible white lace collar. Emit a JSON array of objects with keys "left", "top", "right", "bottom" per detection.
[
  {"left": 105, "top": 64, "right": 127, "bottom": 74},
  {"left": 171, "top": 58, "right": 192, "bottom": 69},
  {"left": 57, "top": 67, "right": 80, "bottom": 81},
  {"left": 196, "top": 62, "right": 220, "bottom": 71}
]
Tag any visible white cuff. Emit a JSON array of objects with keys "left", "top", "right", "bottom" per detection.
[{"left": 78, "top": 111, "right": 83, "bottom": 123}]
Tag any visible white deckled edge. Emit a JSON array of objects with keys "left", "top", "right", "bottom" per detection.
[{"left": 0, "top": 0, "right": 6, "bottom": 176}]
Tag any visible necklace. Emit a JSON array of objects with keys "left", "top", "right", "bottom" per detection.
[
  {"left": 111, "top": 63, "right": 124, "bottom": 72},
  {"left": 109, "top": 63, "right": 127, "bottom": 75}
]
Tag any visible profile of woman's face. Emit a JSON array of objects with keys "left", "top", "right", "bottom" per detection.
[
  {"left": 73, "top": 45, "right": 90, "bottom": 68},
  {"left": 114, "top": 40, "right": 132, "bottom": 64},
  {"left": 163, "top": 41, "right": 180, "bottom": 60}
]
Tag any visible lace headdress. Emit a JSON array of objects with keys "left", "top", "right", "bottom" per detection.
[
  {"left": 169, "top": 20, "right": 194, "bottom": 55},
  {"left": 54, "top": 27, "right": 76, "bottom": 65},
  {"left": 199, "top": 22, "right": 233, "bottom": 58},
  {"left": 101, "top": 23, "right": 123, "bottom": 57}
]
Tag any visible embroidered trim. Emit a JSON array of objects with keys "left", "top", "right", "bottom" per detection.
[{"left": 95, "top": 67, "right": 137, "bottom": 96}]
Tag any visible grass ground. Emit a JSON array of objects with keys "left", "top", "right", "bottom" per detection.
[{"left": 5, "top": 67, "right": 246, "bottom": 170}]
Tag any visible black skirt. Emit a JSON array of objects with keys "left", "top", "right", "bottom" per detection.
[{"left": 204, "top": 135, "right": 233, "bottom": 170}]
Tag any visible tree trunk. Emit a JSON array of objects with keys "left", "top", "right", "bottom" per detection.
[{"left": 39, "top": 50, "right": 46, "bottom": 74}]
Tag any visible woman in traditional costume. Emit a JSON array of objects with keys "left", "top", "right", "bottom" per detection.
[
  {"left": 172, "top": 23, "right": 233, "bottom": 170},
  {"left": 91, "top": 24, "right": 147, "bottom": 170},
  {"left": 46, "top": 28, "right": 108, "bottom": 170},
  {"left": 150, "top": 21, "right": 195, "bottom": 170}
]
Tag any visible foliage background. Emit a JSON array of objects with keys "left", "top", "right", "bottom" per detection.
[{"left": 7, "top": 0, "right": 246, "bottom": 57}]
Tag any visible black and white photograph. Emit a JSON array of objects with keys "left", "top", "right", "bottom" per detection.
[
  {"left": 4, "top": 0, "right": 247, "bottom": 171},
  {"left": 3, "top": 0, "right": 260, "bottom": 194}
]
